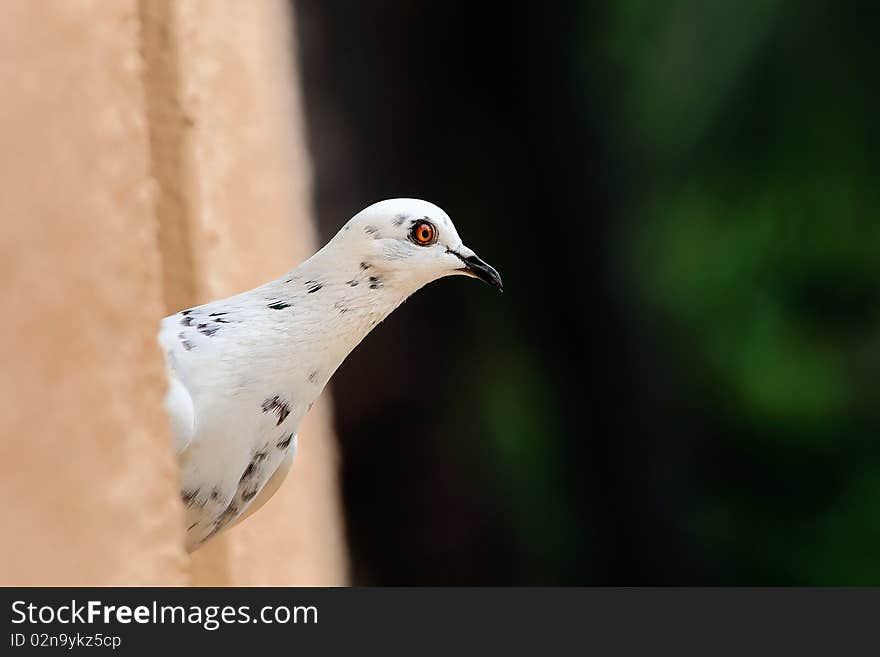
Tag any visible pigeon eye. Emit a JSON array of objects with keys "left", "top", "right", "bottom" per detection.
[{"left": 410, "top": 221, "right": 437, "bottom": 246}]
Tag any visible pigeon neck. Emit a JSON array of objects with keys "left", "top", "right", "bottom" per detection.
[{"left": 281, "top": 250, "right": 415, "bottom": 372}]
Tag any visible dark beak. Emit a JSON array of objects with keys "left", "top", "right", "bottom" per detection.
[{"left": 450, "top": 249, "right": 503, "bottom": 292}]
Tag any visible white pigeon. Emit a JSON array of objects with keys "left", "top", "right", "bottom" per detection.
[{"left": 158, "top": 198, "right": 503, "bottom": 551}]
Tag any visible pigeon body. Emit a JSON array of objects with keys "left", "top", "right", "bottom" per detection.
[{"left": 158, "top": 199, "right": 502, "bottom": 550}]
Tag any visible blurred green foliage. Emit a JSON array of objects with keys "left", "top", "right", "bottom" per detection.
[
  {"left": 479, "top": 344, "right": 591, "bottom": 581},
  {"left": 604, "top": 0, "right": 880, "bottom": 582},
  {"left": 303, "top": 0, "right": 879, "bottom": 584}
]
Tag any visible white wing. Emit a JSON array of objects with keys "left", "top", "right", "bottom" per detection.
[
  {"left": 158, "top": 312, "right": 197, "bottom": 453},
  {"left": 163, "top": 371, "right": 195, "bottom": 454},
  {"left": 158, "top": 298, "right": 303, "bottom": 551}
]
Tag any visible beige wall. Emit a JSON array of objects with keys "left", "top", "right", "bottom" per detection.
[{"left": 0, "top": 0, "right": 347, "bottom": 585}]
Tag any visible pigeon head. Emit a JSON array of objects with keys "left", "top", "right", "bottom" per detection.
[{"left": 335, "top": 198, "right": 503, "bottom": 293}]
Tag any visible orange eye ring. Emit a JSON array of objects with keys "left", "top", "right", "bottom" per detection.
[{"left": 410, "top": 220, "right": 437, "bottom": 246}]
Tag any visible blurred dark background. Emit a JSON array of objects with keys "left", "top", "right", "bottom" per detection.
[{"left": 294, "top": 0, "right": 880, "bottom": 584}]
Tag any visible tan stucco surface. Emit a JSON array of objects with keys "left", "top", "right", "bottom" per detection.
[{"left": 0, "top": 0, "right": 347, "bottom": 586}]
